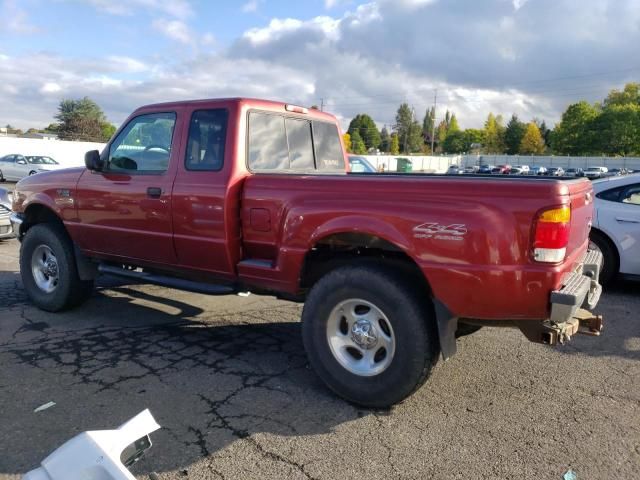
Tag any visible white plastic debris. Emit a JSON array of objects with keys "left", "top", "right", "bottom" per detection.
[
  {"left": 23, "top": 409, "right": 161, "bottom": 480},
  {"left": 237, "top": 291, "right": 251, "bottom": 297},
  {"left": 563, "top": 469, "right": 577, "bottom": 480},
  {"left": 33, "top": 402, "right": 56, "bottom": 413}
]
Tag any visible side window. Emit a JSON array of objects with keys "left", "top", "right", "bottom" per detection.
[
  {"left": 597, "top": 187, "right": 624, "bottom": 202},
  {"left": 285, "top": 118, "right": 314, "bottom": 170},
  {"left": 622, "top": 184, "right": 640, "bottom": 205},
  {"left": 248, "top": 113, "right": 289, "bottom": 171},
  {"left": 108, "top": 112, "right": 176, "bottom": 173},
  {"left": 186, "top": 109, "right": 228, "bottom": 171},
  {"left": 313, "top": 121, "right": 345, "bottom": 171}
]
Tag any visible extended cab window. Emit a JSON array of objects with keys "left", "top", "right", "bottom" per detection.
[
  {"left": 186, "top": 109, "right": 228, "bottom": 171},
  {"left": 313, "top": 121, "right": 345, "bottom": 171},
  {"left": 108, "top": 112, "right": 176, "bottom": 173},
  {"left": 248, "top": 111, "right": 345, "bottom": 173}
]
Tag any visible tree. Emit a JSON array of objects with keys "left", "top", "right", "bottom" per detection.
[
  {"left": 422, "top": 106, "right": 435, "bottom": 144},
  {"left": 390, "top": 132, "right": 400, "bottom": 154},
  {"left": 483, "top": 113, "right": 505, "bottom": 153},
  {"left": 436, "top": 119, "right": 448, "bottom": 147},
  {"left": 379, "top": 126, "right": 391, "bottom": 152},
  {"left": 44, "top": 123, "right": 59, "bottom": 133},
  {"left": 347, "top": 113, "right": 380, "bottom": 151},
  {"left": 519, "top": 122, "right": 545, "bottom": 155},
  {"left": 343, "top": 133, "right": 352, "bottom": 153},
  {"left": 442, "top": 130, "right": 466, "bottom": 153},
  {"left": 504, "top": 114, "right": 526, "bottom": 155},
  {"left": 603, "top": 83, "right": 640, "bottom": 108},
  {"left": 463, "top": 128, "right": 484, "bottom": 149},
  {"left": 594, "top": 103, "right": 640, "bottom": 156},
  {"left": 350, "top": 130, "right": 367, "bottom": 154},
  {"left": 395, "top": 103, "right": 415, "bottom": 153},
  {"left": 551, "top": 101, "right": 599, "bottom": 155},
  {"left": 448, "top": 113, "right": 460, "bottom": 133},
  {"left": 407, "top": 120, "right": 424, "bottom": 153},
  {"left": 55, "top": 97, "right": 114, "bottom": 142},
  {"left": 536, "top": 119, "right": 551, "bottom": 147}
]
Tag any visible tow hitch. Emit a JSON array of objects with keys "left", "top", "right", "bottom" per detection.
[{"left": 540, "top": 308, "right": 604, "bottom": 345}]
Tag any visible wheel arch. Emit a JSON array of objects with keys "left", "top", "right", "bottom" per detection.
[{"left": 590, "top": 226, "right": 620, "bottom": 270}]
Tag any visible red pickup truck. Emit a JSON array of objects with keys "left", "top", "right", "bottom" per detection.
[{"left": 10, "top": 98, "right": 603, "bottom": 407}]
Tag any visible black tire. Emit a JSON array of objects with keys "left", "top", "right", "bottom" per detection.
[
  {"left": 302, "top": 263, "right": 440, "bottom": 408},
  {"left": 589, "top": 230, "right": 618, "bottom": 286},
  {"left": 0, "top": 169, "right": 5, "bottom": 182},
  {"left": 29, "top": 171, "right": 37, "bottom": 176},
  {"left": 20, "top": 223, "right": 94, "bottom": 312},
  {"left": 455, "top": 322, "right": 482, "bottom": 338}
]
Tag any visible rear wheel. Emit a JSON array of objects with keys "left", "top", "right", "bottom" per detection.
[
  {"left": 302, "top": 263, "right": 439, "bottom": 408},
  {"left": 29, "top": 171, "right": 37, "bottom": 176},
  {"left": 0, "top": 169, "right": 4, "bottom": 182},
  {"left": 20, "top": 223, "right": 94, "bottom": 312},
  {"left": 589, "top": 230, "right": 618, "bottom": 286}
]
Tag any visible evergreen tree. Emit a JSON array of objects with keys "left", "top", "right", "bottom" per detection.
[
  {"left": 483, "top": 113, "right": 506, "bottom": 153},
  {"left": 380, "top": 126, "right": 391, "bottom": 152},
  {"left": 350, "top": 130, "right": 367, "bottom": 154},
  {"left": 504, "top": 114, "right": 526, "bottom": 155},
  {"left": 390, "top": 133, "right": 400, "bottom": 154},
  {"left": 347, "top": 113, "right": 381, "bottom": 151}
]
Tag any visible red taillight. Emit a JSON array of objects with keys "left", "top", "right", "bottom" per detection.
[{"left": 533, "top": 206, "right": 571, "bottom": 263}]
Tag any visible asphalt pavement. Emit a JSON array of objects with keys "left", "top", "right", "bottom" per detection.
[{"left": 0, "top": 236, "right": 638, "bottom": 479}]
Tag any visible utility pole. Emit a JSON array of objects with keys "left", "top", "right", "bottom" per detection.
[
  {"left": 430, "top": 89, "right": 437, "bottom": 155},
  {"left": 320, "top": 98, "right": 324, "bottom": 112}
]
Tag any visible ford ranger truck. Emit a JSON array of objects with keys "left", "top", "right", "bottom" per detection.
[{"left": 10, "top": 98, "right": 603, "bottom": 407}]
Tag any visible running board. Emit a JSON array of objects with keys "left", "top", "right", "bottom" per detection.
[{"left": 98, "top": 264, "right": 236, "bottom": 295}]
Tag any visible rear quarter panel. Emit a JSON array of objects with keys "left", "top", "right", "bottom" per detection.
[{"left": 241, "top": 174, "right": 592, "bottom": 320}]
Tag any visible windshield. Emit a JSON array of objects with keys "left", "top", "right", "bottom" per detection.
[{"left": 27, "top": 156, "right": 58, "bottom": 165}]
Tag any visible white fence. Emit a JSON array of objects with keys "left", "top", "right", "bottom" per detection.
[
  {"left": 0, "top": 137, "right": 106, "bottom": 168},
  {"left": 358, "top": 154, "right": 640, "bottom": 173}
]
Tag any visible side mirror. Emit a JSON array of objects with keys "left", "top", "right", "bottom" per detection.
[
  {"left": 17, "top": 159, "right": 27, "bottom": 165},
  {"left": 85, "top": 150, "right": 104, "bottom": 172}
]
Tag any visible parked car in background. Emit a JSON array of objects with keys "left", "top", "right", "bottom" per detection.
[
  {"left": 590, "top": 174, "right": 640, "bottom": 284},
  {"left": 585, "top": 166, "right": 608, "bottom": 179},
  {"left": 478, "top": 164, "right": 493, "bottom": 174},
  {"left": 464, "top": 165, "right": 479, "bottom": 174},
  {"left": 532, "top": 166, "right": 548, "bottom": 175},
  {"left": 446, "top": 165, "right": 464, "bottom": 175},
  {"left": 608, "top": 168, "right": 625, "bottom": 176},
  {"left": 547, "top": 167, "right": 565, "bottom": 176},
  {"left": 0, "top": 154, "right": 61, "bottom": 182},
  {"left": 565, "top": 168, "right": 585, "bottom": 177},
  {"left": 491, "top": 164, "right": 511, "bottom": 174},
  {"left": 0, "top": 187, "right": 13, "bottom": 239},
  {"left": 348, "top": 155, "right": 377, "bottom": 173},
  {"left": 514, "top": 165, "right": 530, "bottom": 174},
  {"left": 510, "top": 167, "right": 523, "bottom": 175}
]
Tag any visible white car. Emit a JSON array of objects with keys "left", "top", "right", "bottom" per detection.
[
  {"left": 514, "top": 165, "right": 530, "bottom": 174},
  {"left": 585, "top": 166, "right": 608, "bottom": 179},
  {"left": 590, "top": 174, "right": 640, "bottom": 284},
  {"left": 0, "top": 154, "right": 61, "bottom": 182}
]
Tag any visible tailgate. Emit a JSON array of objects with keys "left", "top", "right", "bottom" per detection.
[{"left": 566, "top": 179, "right": 594, "bottom": 260}]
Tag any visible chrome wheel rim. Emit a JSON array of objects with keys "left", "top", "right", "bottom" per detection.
[
  {"left": 326, "top": 298, "right": 395, "bottom": 377},
  {"left": 31, "top": 245, "right": 59, "bottom": 293}
]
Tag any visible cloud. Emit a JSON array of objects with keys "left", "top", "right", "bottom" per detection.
[
  {"left": 82, "top": 0, "right": 193, "bottom": 19},
  {"left": 2, "top": 0, "right": 639, "bottom": 131},
  {"left": 1, "top": 0, "right": 39, "bottom": 33},
  {"left": 241, "top": 0, "right": 262, "bottom": 13},
  {"left": 152, "top": 19, "right": 193, "bottom": 44}
]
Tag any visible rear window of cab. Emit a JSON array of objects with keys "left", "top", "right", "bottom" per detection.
[{"left": 247, "top": 111, "right": 344, "bottom": 173}]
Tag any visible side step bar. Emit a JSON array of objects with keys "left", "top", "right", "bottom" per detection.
[{"left": 98, "top": 264, "right": 236, "bottom": 295}]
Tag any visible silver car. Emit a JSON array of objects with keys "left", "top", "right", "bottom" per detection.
[
  {"left": 0, "top": 154, "right": 61, "bottom": 182},
  {"left": 0, "top": 187, "right": 13, "bottom": 240}
]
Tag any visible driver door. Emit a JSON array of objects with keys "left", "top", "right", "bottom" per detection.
[{"left": 75, "top": 109, "right": 184, "bottom": 265}]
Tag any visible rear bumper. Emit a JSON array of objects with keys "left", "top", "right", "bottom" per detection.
[
  {"left": 519, "top": 249, "right": 604, "bottom": 345},
  {"left": 8, "top": 212, "right": 23, "bottom": 239}
]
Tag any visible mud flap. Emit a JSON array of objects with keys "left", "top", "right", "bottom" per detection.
[{"left": 434, "top": 300, "right": 458, "bottom": 359}]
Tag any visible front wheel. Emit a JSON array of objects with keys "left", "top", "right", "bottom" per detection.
[
  {"left": 20, "top": 223, "right": 94, "bottom": 312},
  {"left": 302, "top": 263, "right": 439, "bottom": 407}
]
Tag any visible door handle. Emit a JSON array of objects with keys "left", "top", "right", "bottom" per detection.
[
  {"left": 616, "top": 217, "right": 640, "bottom": 223},
  {"left": 147, "top": 187, "right": 162, "bottom": 199}
]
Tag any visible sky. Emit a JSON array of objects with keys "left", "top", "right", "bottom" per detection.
[{"left": 1, "top": 0, "right": 639, "bottom": 131}]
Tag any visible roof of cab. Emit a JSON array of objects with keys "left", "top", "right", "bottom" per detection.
[{"left": 135, "top": 97, "right": 338, "bottom": 122}]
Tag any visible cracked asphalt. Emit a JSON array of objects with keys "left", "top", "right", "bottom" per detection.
[{"left": 0, "top": 235, "right": 639, "bottom": 479}]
